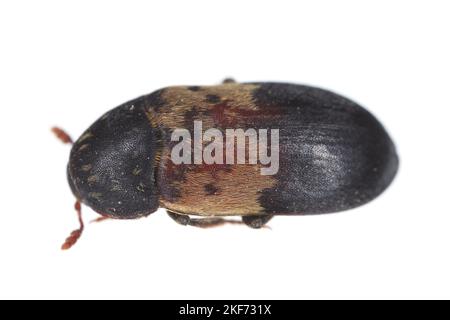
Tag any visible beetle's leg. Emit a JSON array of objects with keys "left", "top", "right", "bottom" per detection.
[
  {"left": 188, "top": 217, "right": 244, "bottom": 228},
  {"left": 222, "top": 78, "right": 236, "bottom": 84},
  {"left": 167, "top": 211, "right": 190, "bottom": 226},
  {"left": 51, "top": 127, "right": 73, "bottom": 144},
  {"left": 242, "top": 215, "right": 273, "bottom": 229},
  {"left": 61, "top": 200, "right": 84, "bottom": 250},
  {"left": 167, "top": 211, "right": 244, "bottom": 228}
]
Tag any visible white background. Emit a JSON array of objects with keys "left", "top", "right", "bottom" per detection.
[{"left": 0, "top": 0, "right": 449, "bottom": 300}]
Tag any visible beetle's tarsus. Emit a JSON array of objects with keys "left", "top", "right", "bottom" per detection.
[
  {"left": 167, "top": 211, "right": 244, "bottom": 228},
  {"left": 167, "top": 211, "right": 190, "bottom": 225},
  {"left": 52, "top": 127, "right": 73, "bottom": 144},
  {"left": 61, "top": 201, "right": 84, "bottom": 250},
  {"left": 242, "top": 215, "right": 273, "bottom": 229},
  {"left": 189, "top": 217, "right": 244, "bottom": 228},
  {"left": 222, "top": 78, "right": 236, "bottom": 84}
]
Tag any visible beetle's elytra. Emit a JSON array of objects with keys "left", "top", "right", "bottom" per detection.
[{"left": 54, "top": 81, "right": 398, "bottom": 249}]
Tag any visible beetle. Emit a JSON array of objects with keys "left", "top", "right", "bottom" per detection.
[{"left": 53, "top": 80, "right": 398, "bottom": 249}]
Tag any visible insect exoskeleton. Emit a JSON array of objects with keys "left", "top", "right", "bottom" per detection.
[{"left": 53, "top": 80, "right": 398, "bottom": 249}]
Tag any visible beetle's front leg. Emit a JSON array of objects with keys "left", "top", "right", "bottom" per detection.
[
  {"left": 167, "top": 211, "right": 190, "bottom": 226},
  {"left": 167, "top": 211, "right": 243, "bottom": 228}
]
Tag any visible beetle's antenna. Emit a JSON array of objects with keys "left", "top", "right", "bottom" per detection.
[
  {"left": 61, "top": 201, "right": 84, "bottom": 250},
  {"left": 52, "top": 128, "right": 81, "bottom": 249},
  {"left": 51, "top": 127, "right": 73, "bottom": 144}
]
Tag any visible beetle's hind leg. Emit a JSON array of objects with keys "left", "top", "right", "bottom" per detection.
[
  {"left": 242, "top": 215, "right": 273, "bottom": 229},
  {"left": 167, "top": 211, "right": 244, "bottom": 228}
]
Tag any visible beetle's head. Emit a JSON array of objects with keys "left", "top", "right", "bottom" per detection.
[{"left": 67, "top": 97, "right": 160, "bottom": 219}]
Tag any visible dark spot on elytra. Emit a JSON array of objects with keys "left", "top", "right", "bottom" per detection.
[
  {"left": 209, "top": 102, "right": 228, "bottom": 125},
  {"left": 184, "top": 106, "right": 199, "bottom": 120},
  {"left": 187, "top": 86, "right": 201, "bottom": 92},
  {"left": 205, "top": 94, "right": 221, "bottom": 103},
  {"left": 204, "top": 183, "right": 219, "bottom": 195},
  {"left": 144, "top": 88, "right": 166, "bottom": 112},
  {"left": 157, "top": 159, "right": 186, "bottom": 201}
]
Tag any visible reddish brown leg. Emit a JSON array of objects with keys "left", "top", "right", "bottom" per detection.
[
  {"left": 51, "top": 127, "right": 73, "bottom": 144},
  {"left": 61, "top": 201, "right": 84, "bottom": 250}
]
